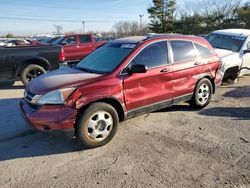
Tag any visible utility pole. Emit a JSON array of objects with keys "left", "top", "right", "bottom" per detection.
[
  {"left": 82, "top": 21, "right": 85, "bottom": 34},
  {"left": 139, "top": 14, "right": 144, "bottom": 31}
]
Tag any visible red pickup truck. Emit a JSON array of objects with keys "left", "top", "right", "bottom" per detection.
[{"left": 52, "top": 34, "right": 107, "bottom": 64}]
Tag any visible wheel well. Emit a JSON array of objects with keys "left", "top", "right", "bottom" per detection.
[
  {"left": 17, "top": 59, "right": 50, "bottom": 76},
  {"left": 203, "top": 76, "right": 215, "bottom": 93},
  {"left": 75, "top": 98, "right": 125, "bottom": 129},
  {"left": 223, "top": 66, "right": 239, "bottom": 81},
  {"left": 96, "top": 98, "right": 125, "bottom": 121}
]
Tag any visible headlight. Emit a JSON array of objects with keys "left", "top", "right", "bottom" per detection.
[{"left": 37, "top": 88, "right": 76, "bottom": 105}]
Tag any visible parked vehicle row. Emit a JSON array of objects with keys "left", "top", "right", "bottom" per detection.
[
  {"left": 0, "top": 45, "right": 64, "bottom": 86},
  {"left": 20, "top": 34, "right": 223, "bottom": 148},
  {"left": 0, "top": 34, "right": 107, "bottom": 85},
  {"left": 51, "top": 34, "right": 107, "bottom": 65}
]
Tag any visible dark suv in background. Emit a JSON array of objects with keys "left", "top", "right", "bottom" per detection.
[{"left": 20, "top": 34, "right": 222, "bottom": 148}]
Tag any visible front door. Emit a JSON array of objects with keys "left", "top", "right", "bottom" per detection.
[
  {"left": 123, "top": 41, "right": 173, "bottom": 112},
  {"left": 78, "top": 35, "right": 95, "bottom": 59},
  {"left": 62, "top": 36, "right": 78, "bottom": 60}
]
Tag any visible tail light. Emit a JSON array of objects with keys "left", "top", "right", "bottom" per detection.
[{"left": 59, "top": 48, "right": 65, "bottom": 62}]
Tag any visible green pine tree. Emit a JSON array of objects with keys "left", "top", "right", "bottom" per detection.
[{"left": 148, "top": 0, "right": 176, "bottom": 33}]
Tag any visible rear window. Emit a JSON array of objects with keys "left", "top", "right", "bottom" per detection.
[
  {"left": 171, "top": 41, "right": 196, "bottom": 62},
  {"left": 194, "top": 43, "right": 213, "bottom": 58}
]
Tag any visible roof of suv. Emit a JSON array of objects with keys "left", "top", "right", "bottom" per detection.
[
  {"left": 115, "top": 34, "right": 202, "bottom": 44},
  {"left": 212, "top": 29, "right": 250, "bottom": 37}
]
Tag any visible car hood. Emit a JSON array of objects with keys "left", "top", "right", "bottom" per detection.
[
  {"left": 215, "top": 48, "right": 236, "bottom": 58},
  {"left": 27, "top": 67, "right": 103, "bottom": 95}
]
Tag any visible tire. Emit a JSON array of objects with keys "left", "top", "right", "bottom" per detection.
[
  {"left": 76, "top": 102, "right": 119, "bottom": 148},
  {"left": 189, "top": 78, "right": 213, "bottom": 109},
  {"left": 20, "top": 64, "right": 46, "bottom": 86}
]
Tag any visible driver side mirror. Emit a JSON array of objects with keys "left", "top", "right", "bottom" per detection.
[
  {"left": 126, "top": 64, "right": 147, "bottom": 75},
  {"left": 247, "top": 42, "right": 250, "bottom": 49},
  {"left": 243, "top": 49, "right": 250, "bottom": 54}
]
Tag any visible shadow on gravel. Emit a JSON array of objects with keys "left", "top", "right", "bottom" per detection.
[
  {"left": 223, "top": 86, "right": 250, "bottom": 98},
  {"left": 0, "top": 97, "right": 87, "bottom": 161},
  {"left": 199, "top": 107, "right": 250, "bottom": 120},
  {"left": 0, "top": 132, "right": 86, "bottom": 161},
  {"left": 155, "top": 104, "right": 199, "bottom": 113}
]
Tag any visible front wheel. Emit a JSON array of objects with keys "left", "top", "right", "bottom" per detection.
[
  {"left": 189, "top": 78, "right": 213, "bottom": 109},
  {"left": 76, "top": 102, "right": 119, "bottom": 148},
  {"left": 21, "top": 64, "right": 46, "bottom": 86}
]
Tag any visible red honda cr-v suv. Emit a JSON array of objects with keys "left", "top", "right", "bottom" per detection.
[{"left": 20, "top": 34, "right": 222, "bottom": 148}]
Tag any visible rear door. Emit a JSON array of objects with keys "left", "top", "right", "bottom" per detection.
[
  {"left": 123, "top": 41, "right": 173, "bottom": 111},
  {"left": 78, "top": 35, "right": 96, "bottom": 59},
  {"left": 170, "top": 40, "right": 203, "bottom": 99},
  {"left": 194, "top": 42, "right": 220, "bottom": 79}
]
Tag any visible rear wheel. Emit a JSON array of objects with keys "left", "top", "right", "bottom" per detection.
[
  {"left": 77, "top": 102, "right": 119, "bottom": 148},
  {"left": 189, "top": 78, "right": 213, "bottom": 109},
  {"left": 21, "top": 64, "right": 46, "bottom": 86}
]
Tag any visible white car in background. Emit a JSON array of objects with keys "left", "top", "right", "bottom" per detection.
[
  {"left": 0, "top": 40, "right": 6, "bottom": 46},
  {"left": 206, "top": 29, "right": 250, "bottom": 81}
]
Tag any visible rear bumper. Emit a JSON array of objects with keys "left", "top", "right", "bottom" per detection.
[{"left": 20, "top": 99, "right": 77, "bottom": 138}]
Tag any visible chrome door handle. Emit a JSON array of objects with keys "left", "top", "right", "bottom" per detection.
[
  {"left": 194, "top": 62, "right": 202, "bottom": 65},
  {"left": 76, "top": 46, "right": 80, "bottom": 48},
  {"left": 160, "top": 68, "right": 170, "bottom": 73}
]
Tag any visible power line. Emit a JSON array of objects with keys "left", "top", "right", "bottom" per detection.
[{"left": 0, "top": 15, "right": 115, "bottom": 23}]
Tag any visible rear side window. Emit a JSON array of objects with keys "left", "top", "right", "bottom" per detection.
[
  {"left": 80, "top": 35, "right": 92, "bottom": 43},
  {"left": 194, "top": 43, "right": 212, "bottom": 58},
  {"left": 171, "top": 41, "right": 196, "bottom": 62},
  {"left": 132, "top": 41, "right": 168, "bottom": 68}
]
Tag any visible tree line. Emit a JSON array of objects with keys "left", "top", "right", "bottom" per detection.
[
  {"left": 114, "top": 0, "right": 250, "bottom": 37},
  {"left": 148, "top": 0, "right": 250, "bottom": 35}
]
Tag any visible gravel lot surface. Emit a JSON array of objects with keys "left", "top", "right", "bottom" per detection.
[{"left": 0, "top": 77, "right": 250, "bottom": 188}]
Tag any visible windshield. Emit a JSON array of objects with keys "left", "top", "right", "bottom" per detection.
[
  {"left": 76, "top": 42, "right": 136, "bottom": 74},
  {"left": 206, "top": 33, "right": 246, "bottom": 52},
  {"left": 52, "top": 37, "right": 64, "bottom": 45}
]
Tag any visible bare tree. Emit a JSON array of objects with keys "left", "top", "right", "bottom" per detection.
[{"left": 113, "top": 21, "right": 150, "bottom": 38}]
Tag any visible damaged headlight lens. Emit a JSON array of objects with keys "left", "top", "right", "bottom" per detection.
[{"left": 37, "top": 88, "right": 76, "bottom": 105}]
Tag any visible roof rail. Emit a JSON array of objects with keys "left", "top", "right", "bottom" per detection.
[{"left": 146, "top": 33, "right": 181, "bottom": 39}]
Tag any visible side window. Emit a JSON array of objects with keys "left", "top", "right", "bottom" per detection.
[
  {"left": 80, "top": 35, "right": 92, "bottom": 44},
  {"left": 132, "top": 41, "right": 168, "bottom": 69},
  {"left": 64, "top": 36, "right": 76, "bottom": 45},
  {"left": 171, "top": 41, "right": 196, "bottom": 62},
  {"left": 194, "top": 43, "right": 212, "bottom": 58},
  {"left": 247, "top": 41, "right": 250, "bottom": 49}
]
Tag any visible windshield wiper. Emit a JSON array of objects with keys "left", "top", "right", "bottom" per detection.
[
  {"left": 76, "top": 67, "right": 92, "bottom": 73},
  {"left": 76, "top": 67, "right": 105, "bottom": 74}
]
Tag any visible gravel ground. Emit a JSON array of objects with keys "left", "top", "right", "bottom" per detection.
[{"left": 0, "top": 77, "right": 250, "bottom": 188}]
